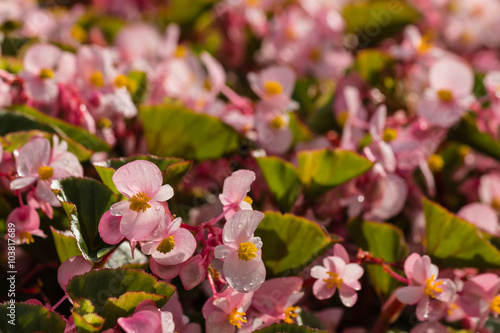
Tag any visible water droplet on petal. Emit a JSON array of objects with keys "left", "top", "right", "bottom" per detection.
[{"left": 155, "top": 204, "right": 161, "bottom": 211}]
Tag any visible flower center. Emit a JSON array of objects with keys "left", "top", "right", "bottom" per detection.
[
  {"left": 175, "top": 45, "right": 187, "bottom": 58},
  {"left": 491, "top": 295, "right": 500, "bottom": 314},
  {"left": 156, "top": 236, "right": 175, "bottom": 254},
  {"left": 424, "top": 275, "right": 444, "bottom": 298},
  {"left": 39, "top": 68, "right": 54, "bottom": 79},
  {"left": 264, "top": 80, "right": 283, "bottom": 95},
  {"left": 245, "top": 0, "right": 260, "bottom": 7},
  {"left": 309, "top": 48, "right": 321, "bottom": 62},
  {"left": 283, "top": 306, "right": 299, "bottom": 324},
  {"left": 237, "top": 241, "right": 258, "bottom": 261},
  {"left": 90, "top": 71, "right": 105, "bottom": 88},
  {"left": 114, "top": 74, "right": 130, "bottom": 89},
  {"left": 129, "top": 192, "right": 152, "bottom": 213},
  {"left": 437, "top": 89, "right": 453, "bottom": 102},
  {"left": 243, "top": 195, "right": 253, "bottom": 205},
  {"left": 38, "top": 166, "right": 54, "bottom": 181},
  {"left": 70, "top": 25, "right": 87, "bottom": 42},
  {"left": 428, "top": 154, "right": 444, "bottom": 173},
  {"left": 323, "top": 271, "right": 343, "bottom": 289},
  {"left": 19, "top": 231, "right": 34, "bottom": 244},
  {"left": 383, "top": 128, "right": 398, "bottom": 142},
  {"left": 227, "top": 308, "right": 247, "bottom": 329},
  {"left": 270, "top": 116, "right": 286, "bottom": 129}
]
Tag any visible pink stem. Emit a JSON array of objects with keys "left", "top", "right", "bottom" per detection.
[{"left": 51, "top": 294, "right": 68, "bottom": 311}]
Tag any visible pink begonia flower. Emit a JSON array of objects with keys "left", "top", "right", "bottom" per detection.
[
  {"left": 251, "top": 277, "right": 303, "bottom": 325},
  {"left": 478, "top": 172, "right": 500, "bottom": 208},
  {"left": 57, "top": 256, "right": 92, "bottom": 293},
  {"left": 338, "top": 85, "right": 368, "bottom": 151},
  {"left": 219, "top": 170, "right": 255, "bottom": 220},
  {"left": 417, "top": 57, "right": 474, "bottom": 127},
  {"left": 254, "top": 101, "right": 293, "bottom": 155},
  {"left": 396, "top": 253, "right": 456, "bottom": 321},
  {"left": 114, "top": 23, "right": 162, "bottom": 70},
  {"left": 460, "top": 273, "right": 500, "bottom": 327},
  {"left": 141, "top": 217, "right": 197, "bottom": 265},
  {"left": 150, "top": 254, "right": 206, "bottom": 291},
  {"left": 6, "top": 206, "right": 46, "bottom": 245},
  {"left": 314, "top": 308, "right": 344, "bottom": 332},
  {"left": 117, "top": 299, "right": 176, "bottom": 333},
  {"left": 311, "top": 244, "right": 363, "bottom": 307},
  {"left": 161, "top": 292, "right": 201, "bottom": 333},
  {"left": 366, "top": 173, "right": 408, "bottom": 221},
  {"left": 202, "top": 286, "right": 254, "bottom": 333},
  {"left": 214, "top": 210, "right": 266, "bottom": 293},
  {"left": 410, "top": 321, "right": 450, "bottom": 333},
  {"left": 20, "top": 43, "right": 63, "bottom": 104},
  {"left": 457, "top": 203, "right": 500, "bottom": 236},
  {"left": 106, "top": 160, "right": 174, "bottom": 241},
  {"left": 247, "top": 65, "right": 296, "bottom": 109},
  {"left": 10, "top": 136, "right": 83, "bottom": 206}
]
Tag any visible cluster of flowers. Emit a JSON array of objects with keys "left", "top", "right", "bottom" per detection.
[{"left": 3, "top": 0, "right": 500, "bottom": 331}]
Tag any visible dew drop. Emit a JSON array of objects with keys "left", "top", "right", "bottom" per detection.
[
  {"left": 155, "top": 204, "right": 161, "bottom": 211},
  {"left": 236, "top": 223, "right": 243, "bottom": 229}
]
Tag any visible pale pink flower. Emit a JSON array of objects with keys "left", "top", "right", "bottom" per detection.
[
  {"left": 10, "top": 136, "right": 83, "bottom": 206},
  {"left": 150, "top": 254, "right": 206, "bottom": 291},
  {"left": 396, "top": 253, "right": 456, "bottom": 321},
  {"left": 417, "top": 57, "right": 474, "bottom": 127},
  {"left": 460, "top": 273, "right": 500, "bottom": 327},
  {"left": 248, "top": 65, "right": 296, "bottom": 108},
  {"left": 57, "top": 256, "right": 92, "bottom": 293},
  {"left": 6, "top": 206, "right": 46, "bottom": 245},
  {"left": 251, "top": 277, "right": 304, "bottom": 325},
  {"left": 310, "top": 244, "right": 363, "bottom": 307},
  {"left": 457, "top": 203, "right": 500, "bottom": 236},
  {"left": 214, "top": 210, "right": 266, "bottom": 293},
  {"left": 478, "top": 172, "right": 500, "bottom": 207},
  {"left": 254, "top": 102, "right": 293, "bottom": 155},
  {"left": 107, "top": 160, "right": 174, "bottom": 241},
  {"left": 141, "top": 217, "right": 197, "bottom": 265},
  {"left": 202, "top": 286, "right": 254, "bottom": 333},
  {"left": 161, "top": 292, "right": 201, "bottom": 333},
  {"left": 117, "top": 299, "right": 176, "bottom": 333},
  {"left": 219, "top": 170, "right": 256, "bottom": 219}
]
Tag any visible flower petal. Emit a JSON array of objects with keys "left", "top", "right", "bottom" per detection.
[
  {"left": 120, "top": 204, "right": 164, "bottom": 241},
  {"left": 396, "top": 286, "right": 424, "bottom": 305},
  {"left": 98, "top": 211, "right": 124, "bottom": 244},
  {"left": 113, "top": 160, "right": 163, "bottom": 198},
  {"left": 223, "top": 252, "right": 266, "bottom": 293},
  {"left": 222, "top": 210, "right": 264, "bottom": 245}
]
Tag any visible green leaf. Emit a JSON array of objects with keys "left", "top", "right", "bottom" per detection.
[
  {"left": 343, "top": 0, "right": 421, "bottom": 47},
  {"left": 254, "top": 323, "right": 328, "bottom": 333},
  {"left": 448, "top": 116, "right": 500, "bottom": 162},
  {"left": 52, "top": 177, "right": 118, "bottom": 262},
  {"left": 255, "top": 212, "right": 335, "bottom": 277},
  {"left": 67, "top": 268, "right": 176, "bottom": 316},
  {"left": 2, "top": 130, "right": 93, "bottom": 162},
  {"left": 94, "top": 155, "right": 192, "bottom": 194},
  {"left": 3, "top": 105, "right": 110, "bottom": 152},
  {"left": 424, "top": 198, "right": 500, "bottom": 268},
  {"left": 0, "top": 302, "right": 66, "bottom": 333},
  {"left": 127, "top": 71, "right": 148, "bottom": 104},
  {"left": 348, "top": 219, "right": 408, "bottom": 298},
  {"left": 289, "top": 113, "right": 312, "bottom": 146},
  {"left": 139, "top": 104, "right": 242, "bottom": 160},
  {"left": 100, "top": 292, "right": 166, "bottom": 329},
  {"left": 353, "top": 49, "right": 393, "bottom": 86},
  {"left": 51, "top": 227, "right": 82, "bottom": 264},
  {"left": 71, "top": 312, "right": 105, "bottom": 333},
  {"left": 159, "top": 0, "right": 212, "bottom": 25},
  {"left": 297, "top": 149, "right": 373, "bottom": 196},
  {"left": 256, "top": 157, "right": 302, "bottom": 212}
]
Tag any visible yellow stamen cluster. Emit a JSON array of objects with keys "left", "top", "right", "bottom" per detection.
[
  {"left": 424, "top": 275, "right": 444, "bottom": 298},
  {"left": 264, "top": 80, "right": 283, "bottom": 95},
  {"left": 245, "top": 0, "right": 260, "bottom": 7},
  {"left": 227, "top": 308, "right": 247, "bottom": 329},
  {"left": 90, "top": 71, "right": 105, "bottom": 88},
  {"left": 19, "top": 231, "right": 34, "bottom": 244},
  {"left": 129, "top": 192, "right": 152, "bottom": 213},
  {"left": 458, "top": 145, "right": 471, "bottom": 159},
  {"left": 323, "top": 271, "right": 343, "bottom": 289},
  {"left": 175, "top": 45, "right": 187, "bottom": 58},
  {"left": 70, "top": 25, "right": 87, "bottom": 43},
  {"left": 38, "top": 166, "right": 54, "bottom": 181},
  {"left": 437, "top": 89, "right": 453, "bottom": 102},
  {"left": 243, "top": 195, "right": 253, "bottom": 205},
  {"left": 270, "top": 116, "right": 286, "bottom": 129},
  {"left": 237, "top": 241, "right": 258, "bottom": 261},
  {"left": 428, "top": 154, "right": 444, "bottom": 173},
  {"left": 383, "top": 128, "right": 398, "bottom": 142},
  {"left": 337, "top": 111, "right": 349, "bottom": 127},
  {"left": 156, "top": 236, "right": 175, "bottom": 254},
  {"left": 39, "top": 68, "right": 54, "bottom": 79},
  {"left": 491, "top": 295, "right": 500, "bottom": 314},
  {"left": 493, "top": 197, "right": 500, "bottom": 210},
  {"left": 283, "top": 306, "right": 299, "bottom": 324},
  {"left": 114, "top": 74, "right": 129, "bottom": 89},
  {"left": 98, "top": 117, "right": 113, "bottom": 129}
]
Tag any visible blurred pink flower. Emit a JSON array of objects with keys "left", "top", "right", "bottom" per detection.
[
  {"left": 461, "top": 273, "right": 500, "bottom": 327},
  {"left": 6, "top": 206, "right": 46, "bottom": 245},
  {"left": 57, "top": 256, "right": 92, "bottom": 293},
  {"left": 219, "top": 170, "right": 255, "bottom": 219},
  {"left": 117, "top": 299, "right": 176, "bottom": 333}
]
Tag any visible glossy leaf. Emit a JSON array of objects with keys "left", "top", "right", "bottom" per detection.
[
  {"left": 0, "top": 302, "right": 66, "bottom": 333},
  {"left": 52, "top": 177, "right": 118, "bottom": 262},
  {"left": 297, "top": 149, "right": 373, "bottom": 196},
  {"left": 1, "top": 106, "right": 109, "bottom": 153},
  {"left": 254, "top": 323, "right": 328, "bottom": 333},
  {"left": 255, "top": 212, "right": 335, "bottom": 277},
  {"left": 256, "top": 157, "right": 302, "bottom": 212},
  {"left": 289, "top": 113, "right": 312, "bottom": 146},
  {"left": 424, "top": 198, "right": 500, "bottom": 268},
  {"left": 140, "top": 104, "right": 242, "bottom": 160},
  {"left": 354, "top": 49, "right": 393, "bottom": 86},
  {"left": 51, "top": 227, "right": 82, "bottom": 264},
  {"left": 94, "top": 155, "right": 192, "bottom": 194},
  {"left": 348, "top": 219, "right": 407, "bottom": 298}
]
